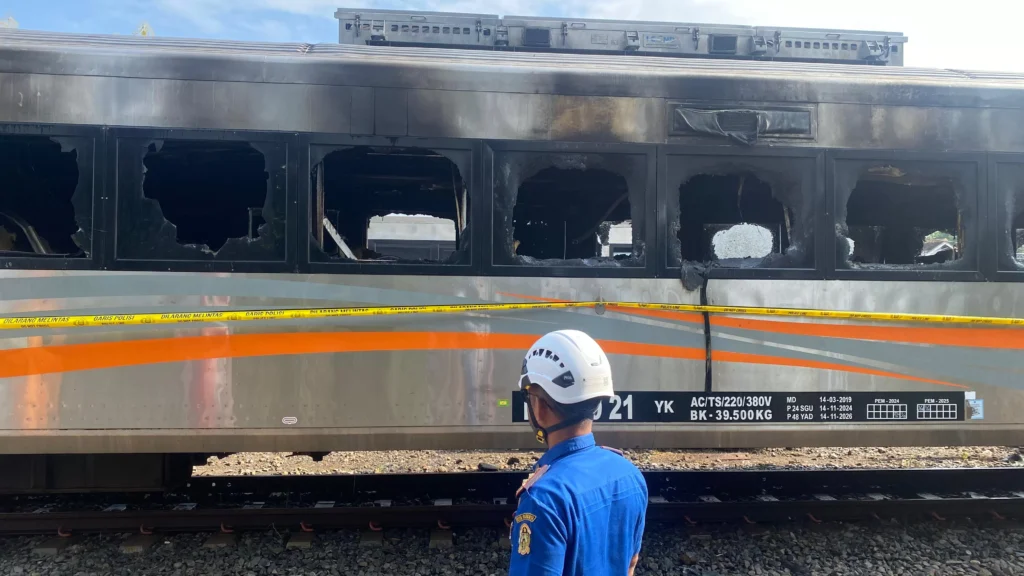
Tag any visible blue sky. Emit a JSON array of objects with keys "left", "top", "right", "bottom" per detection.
[{"left": 3, "top": 0, "right": 1022, "bottom": 72}]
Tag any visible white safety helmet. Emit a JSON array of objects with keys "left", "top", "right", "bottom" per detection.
[{"left": 518, "top": 329, "right": 614, "bottom": 405}]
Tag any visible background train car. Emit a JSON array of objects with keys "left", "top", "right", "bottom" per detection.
[{"left": 0, "top": 10, "right": 1023, "bottom": 492}]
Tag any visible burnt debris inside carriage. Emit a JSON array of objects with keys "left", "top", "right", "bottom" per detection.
[
  {"left": 494, "top": 153, "right": 645, "bottom": 266},
  {"left": 837, "top": 165, "right": 966, "bottom": 269},
  {"left": 514, "top": 168, "right": 631, "bottom": 260},
  {"left": 310, "top": 147, "right": 468, "bottom": 264},
  {"left": 141, "top": 141, "right": 271, "bottom": 255},
  {"left": 0, "top": 135, "right": 87, "bottom": 257}
]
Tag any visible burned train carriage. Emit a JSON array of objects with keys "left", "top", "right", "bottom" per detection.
[{"left": 0, "top": 19, "right": 1023, "bottom": 493}]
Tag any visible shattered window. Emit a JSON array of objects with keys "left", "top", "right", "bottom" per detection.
[
  {"left": 998, "top": 165, "right": 1024, "bottom": 271},
  {"left": 310, "top": 146, "right": 468, "bottom": 264},
  {"left": 0, "top": 135, "right": 87, "bottom": 258},
  {"left": 494, "top": 153, "right": 646, "bottom": 267},
  {"left": 839, "top": 165, "right": 964, "bottom": 268},
  {"left": 117, "top": 138, "right": 285, "bottom": 262},
  {"left": 513, "top": 167, "right": 632, "bottom": 261},
  {"left": 677, "top": 173, "right": 791, "bottom": 266},
  {"left": 1016, "top": 229, "right": 1024, "bottom": 265},
  {"left": 603, "top": 223, "right": 634, "bottom": 258},
  {"left": 667, "top": 158, "right": 814, "bottom": 288},
  {"left": 143, "top": 141, "right": 268, "bottom": 252}
]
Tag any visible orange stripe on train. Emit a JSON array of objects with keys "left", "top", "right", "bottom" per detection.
[
  {"left": 0, "top": 331, "right": 964, "bottom": 388},
  {"left": 711, "top": 351, "right": 966, "bottom": 389}
]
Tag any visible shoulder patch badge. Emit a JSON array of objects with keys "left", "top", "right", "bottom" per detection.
[{"left": 517, "top": 522, "right": 532, "bottom": 555}]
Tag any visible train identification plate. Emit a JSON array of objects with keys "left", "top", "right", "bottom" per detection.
[{"left": 510, "top": 391, "right": 966, "bottom": 423}]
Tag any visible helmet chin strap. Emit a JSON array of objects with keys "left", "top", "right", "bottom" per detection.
[{"left": 525, "top": 394, "right": 587, "bottom": 446}]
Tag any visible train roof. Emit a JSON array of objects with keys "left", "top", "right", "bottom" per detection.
[{"left": 1, "top": 28, "right": 1024, "bottom": 110}]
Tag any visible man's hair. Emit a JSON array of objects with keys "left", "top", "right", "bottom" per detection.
[
  {"left": 560, "top": 398, "right": 602, "bottom": 423},
  {"left": 546, "top": 394, "right": 602, "bottom": 423}
]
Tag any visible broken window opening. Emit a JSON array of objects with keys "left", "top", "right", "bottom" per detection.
[
  {"left": 601, "top": 222, "right": 634, "bottom": 258},
  {"left": 494, "top": 153, "right": 646, "bottom": 267},
  {"left": 311, "top": 146, "right": 467, "bottom": 264},
  {"left": 1015, "top": 228, "right": 1024, "bottom": 265},
  {"left": 142, "top": 141, "right": 269, "bottom": 253},
  {"left": 511, "top": 167, "right": 633, "bottom": 262},
  {"left": 0, "top": 135, "right": 85, "bottom": 257},
  {"left": 991, "top": 165, "right": 1024, "bottom": 271},
  {"left": 668, "top": 159, "right": 812, "bottom": 290},
  {"left": 840, "top": 166, "right": 963, "bottom": 268},
  {"left": 1001, "top": 168, "right": 1024, "bottom": 270},
  {"left": 677, "top": 173, "right": 791, "bottom": 267}
]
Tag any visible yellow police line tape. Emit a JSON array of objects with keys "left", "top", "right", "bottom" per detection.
[{"left": 1, "top": 301, "right": 1023, "bottom": 330}]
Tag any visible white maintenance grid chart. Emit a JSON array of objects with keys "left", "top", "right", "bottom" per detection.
[{"left": 866, "top": 403, "right": 908, "bottom": 420}]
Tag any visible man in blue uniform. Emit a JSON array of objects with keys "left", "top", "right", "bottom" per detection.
[{"left": 510, "top": 329, "right": 648, "bottom": 576}]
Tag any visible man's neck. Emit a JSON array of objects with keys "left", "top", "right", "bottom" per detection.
[{"left": 545, "top": 423, "right": 592, "bottom": 449}]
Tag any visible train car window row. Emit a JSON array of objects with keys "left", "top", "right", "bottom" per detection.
[{"left": 1, "top": 129, "right": 1020, "bottom": 281}]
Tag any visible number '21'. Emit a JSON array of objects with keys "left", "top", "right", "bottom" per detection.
[{"left": 594, "top": 394, "right": 634, "bottom": 420}]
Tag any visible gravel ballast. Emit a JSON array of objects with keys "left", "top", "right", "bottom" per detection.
[
  {"left": 193, "top": 447, "right": 1024, "bottom": 476},
  {"left": 2, "top": 522, "right": 1021, "bottom": 576}
]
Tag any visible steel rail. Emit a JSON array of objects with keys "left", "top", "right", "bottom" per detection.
[{"left": 1, "top": 468, "right": 1021, "bottom": 536}]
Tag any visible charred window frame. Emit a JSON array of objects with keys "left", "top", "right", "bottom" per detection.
[
  {"left": 663, "top": 152, "right": 820, "bottom": 286},
  {"left": 305, "top": 140, "right": 473, "bottom": 270},
  {"left": 114, "top": 132, "right": 288, "bottom": 268},
  {"left": 491, "top": 148, "right": 651, "bottom": 274},
  {"left": 0, "top": 126, "right": 98, "bottom": 270},
  {"left": 831, "top": 153, "right": 983, "bottom": 281},
  {"left": 993, "top": 160, "right": 1024, "bottom": 276}
]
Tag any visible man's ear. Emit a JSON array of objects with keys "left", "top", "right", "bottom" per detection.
[
  {"left": 537, "top": 397, "right": 558, "bottom": 426},
  {"left": 531, "top": 394, "right": 548, "bottom": 424}
]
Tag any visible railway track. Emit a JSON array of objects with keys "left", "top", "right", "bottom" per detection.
[{"left": 1, "top": 468, "right": 1022, "bottom": 536}]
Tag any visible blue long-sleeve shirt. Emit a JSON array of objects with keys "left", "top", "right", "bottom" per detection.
[{"left": 509, "top": 433, "right": 648, "bottom": 576}]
